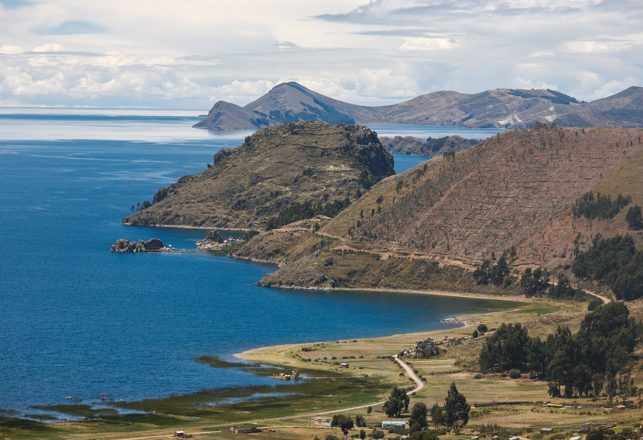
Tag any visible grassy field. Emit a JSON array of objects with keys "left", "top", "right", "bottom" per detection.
[{"left": 2, "top": 297, "right": 641, "bottom": 440}]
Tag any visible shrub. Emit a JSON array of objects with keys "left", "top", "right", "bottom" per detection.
[
  {"left": 572, "top": 234, "right": 642, "bottom": 300},
  {"left": 508, "top": 368, "right": 521, "bottom": 379},
  {"left": 572, "top": 192, "right": 630, "bottom": 219},
  {"left": 625, "top": 205, "right": 643, "bottom": 230}
]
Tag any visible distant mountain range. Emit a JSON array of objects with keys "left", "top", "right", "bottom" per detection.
[{"left": 194, "top": 82, "right": 643, "bottom": 130}]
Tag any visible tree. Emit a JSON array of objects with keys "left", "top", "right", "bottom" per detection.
[
  {"left": 479, "top": 323, "right": 529, "bottom": 372},
  {"left": 477, "top": 323, "right": 488, "bottom": 334},
  {"left": 359, "top": 429, "right": 366, "bottom": 440},
  {"left": 409, "top": 402, "right": 428, "bottom": 432},
  {"left": 355, "top": 415, "right": 366, "bottom": 427},
  {"left": 331, "top": 414, "right": 354, "bottom": 437},
  {"left": 430, "top": 403, "right": 445, "bottom": 428},
  {"left": 490, "top": 256, "right": 510, "bottom": 286},
  {"left": 383, "top": 387, "right": 409, "bottom": 417},
  {"left": 444, "top": 383, "right": 470, "bottom": 427},
  {"left": 625, "top": 205, "right": 643, "bottom": 230}
]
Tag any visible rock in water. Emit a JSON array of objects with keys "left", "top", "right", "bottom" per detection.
[{"left": 110, "top": 238, "right": 171, "bottom": 253}]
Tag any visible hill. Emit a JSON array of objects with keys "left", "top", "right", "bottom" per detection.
[
  {"left": 124, "top": 121, "right": 394, "bottom": 230},
  {"left": 194, "top": 82, "right": 643, "bottom": 130},
  {"left": 234, "top": 125, "right": 643, "bottom": 290},
  {"left": 554, "top": 86, "right": 643, "bottom": 127}
]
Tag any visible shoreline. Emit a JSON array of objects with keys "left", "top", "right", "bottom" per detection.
[
  {"left": 123, "top": 222, "right": 259, "bottom": 232},
  {"left": 235, "top": 299, "right": 526, "bottom": 363},
  {"left": 268, "top": 285, "right": 532, "bottom": 303}
]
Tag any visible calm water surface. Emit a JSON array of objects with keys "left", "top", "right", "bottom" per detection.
[{"left": 0, "top": 109, "right": 503, "bottom": 414}]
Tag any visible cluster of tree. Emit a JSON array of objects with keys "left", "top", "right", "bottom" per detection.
[
  {"left": 572, "top": 234, "right": 642, "bottom": 300},
  {"left": 520, "top": 267, "right": 550, "bottom": 296},
  {"left": 383, "top": 387, "right": 409, "bottom": 417},
  {"left": 473, "top": 256, "right": 510, "bottom": 286},
  {"left": 428, "top": 383, "right": 470, "bottom": 428},
  {"left": 268, "top": 197, "right": 351, "bottom": 229},
  {"left": 520, "top": 269, "right": 586, "bottom": 300},
  {"left": 572, "top": 192, "right": 631, "bottom": 220},
  {"left": 479, "top": 302, "right": 640, "bottom": 399},
  {"left": 547, "top": 274, "right": 587, "bottom": 300},
  {"left": 625, "top": 205, "right": 643, "bottom": 230}
]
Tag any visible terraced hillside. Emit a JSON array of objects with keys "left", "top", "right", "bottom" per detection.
[
  {"left": 324, "top": 125, "right": 643, "bottom": 268},
  {"left": 234, "top": 125, "right": 642, "bottom": 291}
]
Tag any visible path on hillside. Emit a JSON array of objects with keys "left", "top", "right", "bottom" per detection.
[{"left": 90, "top": 356, "right": 423, "bottom": 440}]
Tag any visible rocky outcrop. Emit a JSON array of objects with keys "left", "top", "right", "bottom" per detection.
[
  {"left": 194, "top": 82, "right": 643, "bottom": 131},
  {"left": 380, "top": 135, "right": 480, "bottom": 157},
  {"left": 110, "top": 238, "right": 172, "bottom": 253},
  {"left": 125, "top": 121, "right": 394, "bottom": 230}
]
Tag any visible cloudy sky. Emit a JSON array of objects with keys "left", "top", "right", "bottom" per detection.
[{"left": 0, "top": 0, "right": 641, "bottom": 109}]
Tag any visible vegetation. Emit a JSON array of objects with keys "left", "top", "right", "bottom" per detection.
[
  {"left": 520, "top": 267, "right": 550, "bottom": 296},
  {"left": 429, "top": 403, "right": 445, "bottom": 428},
  {"left": 473, "top": 256, "right": 510, "bottom": 286},
  {"left": 409, "top": 402, "right": 428, "bottom": 432},
  {"left": 546, "top": 274, "right": 587, "bottom": 300},
  {"left": 269, "top": 198, "right": 351, "bottom": 229},
  {"left": 572, "top": 235, "right": 642, "bottom": 300},
  {"left": 479, "top": 303, "right": 640, "bottom": 398},
  {"left": 330, "top": 414, "right": 354, "bottom": 436},
  {"left": 572, "top": 192, "right": 630, "bottom": 220},
  {"left": 383, "top": 386, "right": 409, "bottom": 417},
  {"left": 444, "top": 383, "right": 470, "bottom": 427},
  {"left": 625, "top": 205, "right": 643, "bottom": 230}
]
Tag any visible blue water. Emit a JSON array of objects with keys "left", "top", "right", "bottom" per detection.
[{"left": 0, "top": 110, "right": 503, "bottom": 413}]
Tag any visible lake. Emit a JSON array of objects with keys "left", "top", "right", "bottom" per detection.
[{"left": 0, "top": 109, "right": 502, "bottom": 415}]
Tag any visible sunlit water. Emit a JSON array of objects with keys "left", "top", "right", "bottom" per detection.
[{"left": 0, "top": 109, "right": 503, "bottom": 415}]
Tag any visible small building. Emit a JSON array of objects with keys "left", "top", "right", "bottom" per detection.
[
  {"left": 339, "top": 362, "right": 349, "bottom": 368},
  {"left": 570, "top": 436, "right": 582, "bottom": 440},
  {"left": 541, "top": 428, "right": 554, "bottom": 433},
  {"left": 382, "top": 421, "right": 409, "bottom": 429},
  {"left": 313, "top": 417, "right": 332, "bottom": 428}
]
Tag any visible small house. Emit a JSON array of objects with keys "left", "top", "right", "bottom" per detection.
[
  {"left": 339, "top": 362, "right": 349, "bottom": 368},
  {"left": 313, "top": 417, "right": 332, "bottom": 428}
]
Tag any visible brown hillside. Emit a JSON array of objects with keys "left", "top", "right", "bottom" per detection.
[
  {"left": 125, "top": 121, "right": 394, "bottom": 230},
  {"left": 323, "top": 125, "right": 643, "bottom": 268}
]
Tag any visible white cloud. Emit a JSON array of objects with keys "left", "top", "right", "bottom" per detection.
[
  {"left": 399, "top": 37, "right": 455, "bottom": 51},
  {"left": 0, "top": 0, "right": 639, "bottom": 107},
  {"left": 0, "top": 45, "right": 23, "bottom": 54},
  {"left": 32, "top": 43, "right": 65, "bottom": 52}
]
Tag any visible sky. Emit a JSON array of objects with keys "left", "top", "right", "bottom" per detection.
[{"left": 0, "top": 0, "right": 641, "bottom": 109}]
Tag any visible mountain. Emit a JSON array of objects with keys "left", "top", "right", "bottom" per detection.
[
  {"left": 194, "top": 82, "right": 643, "bottom": 130},
  {"left": 124, "top": 121, "right": 394, "bottom": 230},
  {"left": 235, "top": 125, "right": 643, "bottom": 290},
  {"left": 554, "top": 86, "right": 643, "bottom": 127}
]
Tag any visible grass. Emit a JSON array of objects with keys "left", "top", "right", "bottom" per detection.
[{"left": 4, "top": 298, "right": 641, "bottom": 440}]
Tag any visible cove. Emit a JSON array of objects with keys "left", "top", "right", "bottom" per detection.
[{"left": 0, "top": 110, "right": 504, "bottom": 414}]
